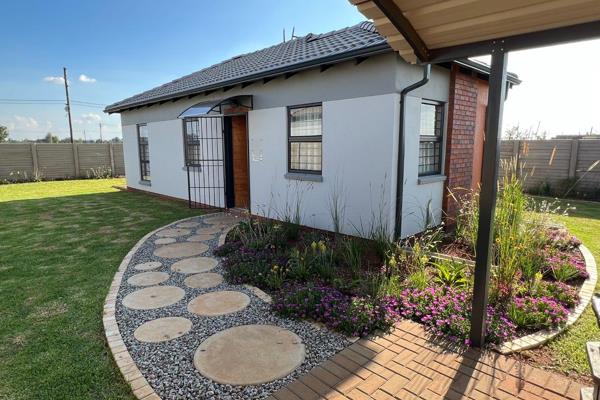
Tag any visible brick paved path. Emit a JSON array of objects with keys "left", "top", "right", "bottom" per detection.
[{"left": 269, "top": 320, "right": 585, "bottom": 400}]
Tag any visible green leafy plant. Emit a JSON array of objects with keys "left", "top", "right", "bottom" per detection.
[
  {"left": 286, "top": 248, "right": 311, "bottom": 281},
  {"left": 550, "top": 262, "right": 580, "bottom": 282},
  {"left": 338, "top": 236, "right": 363, "bottom": 278},
  {"left": 264, "top": 264, "right": 288, "bottom": 289},
  {"left": 433, "top": 258, "right": 469, "bottom": 288},
  {"left": 405, "top": 269, "right": 429, "bottom": 290}
]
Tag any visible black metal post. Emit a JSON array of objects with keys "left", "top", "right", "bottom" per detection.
[{"left": 469, "top": 46, "right": 508, "bottom": 348}]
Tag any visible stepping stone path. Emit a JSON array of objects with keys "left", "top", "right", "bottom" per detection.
[
  {"left": 155, "top": 228, "right": 191, "bottom": 238},
  {"left": 187, "top": 290, "right": 250, "bottom": 316},
  {"left": 122, "top": 286, "right": 185, "bottom": 310},
  {"left": 134, "top": 317, "right": 193, "bottom": 343},
  {"left": 194, "top": 325, "right": 305, "bottom": 385},
  {"left": 134, "top": 261, "right": 162, "bottom": 271},
  {"left": 184, "top": 272, "right": 223, "bottom": 289},
  {"left": 153, "top": 242, "right": 208, "bottom": 259},
  {"left": 171, "top": 257, "right": 217, "bottom": 274},
  {"left": 113, "top": 214, "right": 322, "bottom": 399},
  {"left": 155, "top": 237, "right": 176, "bottom": 245},
  {"left": 127, "top": 271, "right": 169, "bottom": 286},
  {"left": 187, "top": 233, "right": 215, "bottom": 242}
]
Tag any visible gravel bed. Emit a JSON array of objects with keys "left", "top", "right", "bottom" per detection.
[{"left": 116, "top": 215, "right": 350, "bottom": 400}]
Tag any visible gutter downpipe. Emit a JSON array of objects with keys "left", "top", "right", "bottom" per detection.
[{"left": 394, "top": 64, "right": 431, "bottom": 240}]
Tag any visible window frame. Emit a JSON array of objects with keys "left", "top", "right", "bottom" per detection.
[
  {"left": 418, "top": 100, "right": 445, "bottom": 177},
  {"left": 287, "top": 103, "right": 323, "bottom": 175},
  {"left": 137, "top": 123, "right": 151, "bottom": 182}
]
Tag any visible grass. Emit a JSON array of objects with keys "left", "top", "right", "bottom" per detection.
[
  {"left": 528, "top": 197, "right": 600, "bottom": 379},
  {"left": 0, "top": 179, "right": 199, "bottom": 400}
]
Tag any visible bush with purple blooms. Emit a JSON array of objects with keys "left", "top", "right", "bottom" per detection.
[
  {"left": 507, "top": 296, "right": 569, "bottom": 330},
  {"left": 392, "top": 287, "right": 515, "bottom": 345},
  {"left": 272, "top": 284, "right": 395, "bottom": 337}
]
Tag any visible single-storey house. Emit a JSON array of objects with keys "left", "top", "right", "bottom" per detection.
[{"left": 105, "top": 21, "right": 519, "bottom": 238}]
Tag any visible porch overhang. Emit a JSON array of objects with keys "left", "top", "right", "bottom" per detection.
[
  {"left": 178, "top": 95, "right": 253, "bottom": 119},
  {"left": 350, "top": 0, "right": 600, "bottom": 347}
]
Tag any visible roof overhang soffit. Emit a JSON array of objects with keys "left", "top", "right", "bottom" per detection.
[{"left": 350, "top": 0, "right": 600, "bottom": 64}]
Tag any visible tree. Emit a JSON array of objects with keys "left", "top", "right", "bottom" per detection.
[
  {"left": 44, "top": 132, "right": 60, "bottom": 143},
  {"left": 0, "top": 126, "right": 8, "bottom": 143},
  {"left": 504, "top": 122, "right": 547, "bottom": 140}
]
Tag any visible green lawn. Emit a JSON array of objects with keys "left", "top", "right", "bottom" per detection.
[
  {"left": 529, "top": 197, "right": 600, "bottom": 379},
  {"left": 0, "top": 179, "right": 199, "bottom": 400}
]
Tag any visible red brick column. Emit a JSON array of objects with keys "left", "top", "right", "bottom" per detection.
[{"left": 443, "top": 65, "right": 481, "bottom": 222}]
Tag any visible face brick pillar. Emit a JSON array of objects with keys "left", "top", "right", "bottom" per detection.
[{"left": 443, "top": 65, "right": 486, "bottom": 223}]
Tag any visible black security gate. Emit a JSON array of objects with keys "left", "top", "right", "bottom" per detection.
[{"left": 184, "top": 116, "right": 226, "bottom": 209}]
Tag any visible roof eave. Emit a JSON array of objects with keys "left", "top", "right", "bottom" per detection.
[{"left": 105, "top": 42, "right": 392, "bottom": 114}]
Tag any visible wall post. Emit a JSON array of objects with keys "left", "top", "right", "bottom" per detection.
[
  {"left": 73, "top": 143, "right": 80, "bottom": 177},
  {"left": 512, "top": 140, "right": 521, "bottom": 177},
  {"left": 568, "top": 139, "right": 579, "bottom": 179},
  {"left": 30, "top": 143, "right": 39, "bottom": 176},
  {"left": 108, "top": 143, "right": 116, "bottom": 176}
]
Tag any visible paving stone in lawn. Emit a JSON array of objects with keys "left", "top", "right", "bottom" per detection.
[
  {"left": 171, "top": 257, "right": 217, "bottom": 274},
  {"left": 134, "top": 317, "right": 192, "bottom": 343},
  {"left": 122, "top": 286, "right": 185, "bottom": 310},
  {"left": 187, "top": 290, "right": 250, "bottom": 316},
  {"left": 155, "top": 228, "right": 191, "bottom": 238},
  {"left": 195, "top": 226, "right": 222, "bottom": 235},
  {"left": 154, "top": 238, "right": 176, "bottom": 245},
  {"left": 127, "top": 272, "right": 169, "bottom": 287},
  {"left": 194, "top": 324, "right": 305, "bottom": 385},
  {"left": 186, "top": 233, "right": 215, "bottom": 242},
  {"left": 153, "top": 242, "right": 208, "bottom": 259},
  {"left": 184, "top": 273, "right": 223, "bottom": 289},
  {"left": 134, "top": 261, "right": 162, "bottom": 271}
]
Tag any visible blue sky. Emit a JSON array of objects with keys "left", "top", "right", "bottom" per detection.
[{"left": 2, "top": 1, "right": 600, "bottom": 141}]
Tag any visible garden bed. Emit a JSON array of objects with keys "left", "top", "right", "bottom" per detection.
[{"left": 215, "top": 167, "right": 596, "bottom": 351}]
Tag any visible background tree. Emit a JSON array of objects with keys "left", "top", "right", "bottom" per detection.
[
  {"left": 0, "top": 126, "right": 8, "bottom": 143},
  {"left": 44, "top": 132, "right": 60, "bottom": 143}
]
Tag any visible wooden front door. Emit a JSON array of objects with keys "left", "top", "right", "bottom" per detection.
[{"left": 230, "top": 115, "right": 249, "bottom": 208}]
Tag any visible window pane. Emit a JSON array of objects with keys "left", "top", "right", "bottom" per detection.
[
  {"left": 420, "top": 103, "right": 439, "bottom": 136},
  {"left": 138, "top": 124, "right": 150, "bottom": 181},
  {"left": 290, "top": 106, "right": 322, "bottom": 137},
  {"left": 138, "top": 124, "right": 149, "bottom": 138},
  {"left": 290, "top": 141, "right": 322, "bottom": 171},
  {"left": 419, "top": 140, "right": 441, "bottom": 175}
]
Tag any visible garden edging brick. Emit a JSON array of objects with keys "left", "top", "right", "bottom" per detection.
[{"left": 497, "top": 243, "right": 597, "bottom": 354}]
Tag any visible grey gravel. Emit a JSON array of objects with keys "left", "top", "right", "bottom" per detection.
[{"left": 115, "top": 215, "right": 350, "bottom": 400}]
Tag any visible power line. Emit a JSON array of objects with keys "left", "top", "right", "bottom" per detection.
[{"left": 0, "top": 98, "right": 107, "bottom": 106}]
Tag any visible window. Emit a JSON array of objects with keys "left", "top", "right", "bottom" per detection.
[
  {"left": 418, "top": 101, "right": 444, "bottom": 176},
  {"left": 137, "top": 124, "right": 150, "bottom": 181},
  {"left": 288, "top": 104, "right": 322, "bottom": 174}
]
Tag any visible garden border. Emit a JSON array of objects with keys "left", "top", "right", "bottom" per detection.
[
  {"left": 102, "top": 214, "right": 212, "bottom": 400},
  {"left": 496, "top": 243, "right": 597, "bottom": 354}
]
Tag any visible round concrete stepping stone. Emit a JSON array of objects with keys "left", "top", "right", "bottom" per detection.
[
  {"left": 187, "top": 233, "right": 215, "bottom": 242},
  {"left": 134, "top": 317, "right": 192, "bottom": 343},
  {"left": 127, "top": 271, "right": 169, "bottom": 286},
  {"left": 196, "top": 226, "right": 222, "bottom": 235},
  {"left": 184, "top": 272, "right": 223, "bottom": 289},
  {"left": 123, "top": 286, "right": 185, "bottom": 310},
  {"left": 187, "top": 291, "right": 250, "bottom": 316},
  {"left": 155, "top": 237, "right": 176, "bottom": 245},
  {"left": 194, "top": 325, "right": 305, "bottom": 385},
  {"left": 177, "top": 221, "right": 201, "bottom": 228},
  {"left": 155, "top": 228, "right": 191, "bottom": 238},
  {"left": 153, "top": 242, "right": 208, "bottom": 259},
  {"left": 204, "top": 217, "right": 237, "bottom": 226},
  {"left": 171, "top": 257, "right": 217, "bottom": 274},
  {"left": 134, "top": 261, "right": 162, "bottom": 271}
]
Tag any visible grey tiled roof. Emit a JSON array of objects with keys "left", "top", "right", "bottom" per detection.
[{"left": 105, "top": 21, "right": 390, "bottom": 113}]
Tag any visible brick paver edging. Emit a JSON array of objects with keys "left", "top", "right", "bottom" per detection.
[
  {"left": 497, "top": 243, "right": 598, "bottom": 354},
  {"left": 103, "top": 215, "right": 208, "bottom": 400}
]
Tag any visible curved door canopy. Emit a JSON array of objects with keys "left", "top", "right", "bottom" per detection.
[{"left": 178, "top": 95, "right": 253, "bottom": 119}]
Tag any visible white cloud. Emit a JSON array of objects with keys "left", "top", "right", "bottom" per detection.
[
  {"left": 80, "top": 113, "right": 102, "bottom": 124},
  {"left": 14, "top": 115, "right": 40, "bottom": 130},
  {"left": 43, "top": 76, "right": 65, "bottom": 85},
  {"left": 79, "top": 74, "right": 97, "bottom": 83}
]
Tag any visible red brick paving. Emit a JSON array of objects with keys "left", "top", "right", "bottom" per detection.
[{"left": 269, "top": 320, "right": 586, "bottom": 400}]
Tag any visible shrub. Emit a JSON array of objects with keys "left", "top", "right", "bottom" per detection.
[
  {"left": 221, "top": 246, "right": 286, "bottom": 288},
  {"left": 538, "top": 281, "right": 579, "bottom": 309},
  {"left": 272, "top": 284, "right": 394, "bottom": 337},
  {"left": 406, "top": 269, "right": 429, "bottom": 290},
  {"left": 234, "top": 219, "right": 286, "bottom": 250},
  {"left": 543, "top": 248, "right": 588, "bottom": 281},
  {"left": 507, "top": 296, "right": 568, "bottom": 330},
  {"left": 213, "top": 240, "right": 243, "bottom": 257},
  {"left": 395, "top": 287, "right": 515, "bottom": 345},
  {"left": 432, "top": 258, "right": 470, "bottom": 288}
]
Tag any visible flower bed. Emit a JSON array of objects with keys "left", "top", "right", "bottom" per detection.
[{"left": 215, "top": 164, "right": 594, "bottom": 348}]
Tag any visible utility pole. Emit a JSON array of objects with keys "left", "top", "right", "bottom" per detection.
[
  {"left": 99, "top": 122, "right": 103, "bottom": 142},
  {"left": 63, "top": 67, "right": 74, "bottom": 143}
]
